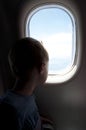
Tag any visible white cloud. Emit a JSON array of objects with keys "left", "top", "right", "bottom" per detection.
[{"left": 38, "top": 33, "right": 73, "bottom": 58}]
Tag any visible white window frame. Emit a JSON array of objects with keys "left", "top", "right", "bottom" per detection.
[{"left": 19, "top": 1, "right": 82, "bottom": 84}]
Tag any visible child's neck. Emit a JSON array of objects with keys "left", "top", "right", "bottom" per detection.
[{"left": 13, "top": 80, "right": 37, "bottom": 96}]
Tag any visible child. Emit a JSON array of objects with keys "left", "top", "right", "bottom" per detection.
[{"left": 1, "top": 37, "right": 49, "bottom": 130}]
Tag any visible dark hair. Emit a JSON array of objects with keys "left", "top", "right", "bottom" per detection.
[{"left": 8, "top": 37, "right": 49, "bottom": 80}]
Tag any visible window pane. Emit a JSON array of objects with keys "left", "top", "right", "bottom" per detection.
[{"left": 26, "top": 6, "right": 75, "bottom": 75}]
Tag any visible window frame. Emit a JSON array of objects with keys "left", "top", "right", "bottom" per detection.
[{"left": 19, "top": 1, "right": 82, "bottom": 84}]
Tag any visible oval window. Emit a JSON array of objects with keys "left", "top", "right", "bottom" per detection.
[{"left": 26, "top": 5, "right": 76, "bottom": 83}]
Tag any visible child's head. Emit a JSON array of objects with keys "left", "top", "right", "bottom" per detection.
[{"left": 8, "top": 37, "right": 49, "bottom": 84}]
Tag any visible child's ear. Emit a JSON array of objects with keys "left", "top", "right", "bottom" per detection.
[{"left": 39, "top": 63, "right": 45, "bottom": 74}]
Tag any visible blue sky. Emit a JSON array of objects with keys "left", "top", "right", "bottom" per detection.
[
  {"left": 27, "top": 7, "right": 75, "bottom": 74},
  {"left": 29, "top": 8, "right": 72, "bottom": 35}
]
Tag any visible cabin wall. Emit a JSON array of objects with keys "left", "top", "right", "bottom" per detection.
[{"left": 0, "top": 0, "right": 20, "bottom": 92}]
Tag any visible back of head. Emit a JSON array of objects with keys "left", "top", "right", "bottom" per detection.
[{"left": 8, "top": 37, "right": 49, "bottom": 80}]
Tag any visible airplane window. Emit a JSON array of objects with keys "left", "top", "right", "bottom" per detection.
[{"left": 26, "top": 5, "right": 77, "bottom": 83}]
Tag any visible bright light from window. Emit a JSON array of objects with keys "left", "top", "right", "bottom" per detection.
[{"left": 26, "top": 5, "right": 76, "bottom": 83}]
